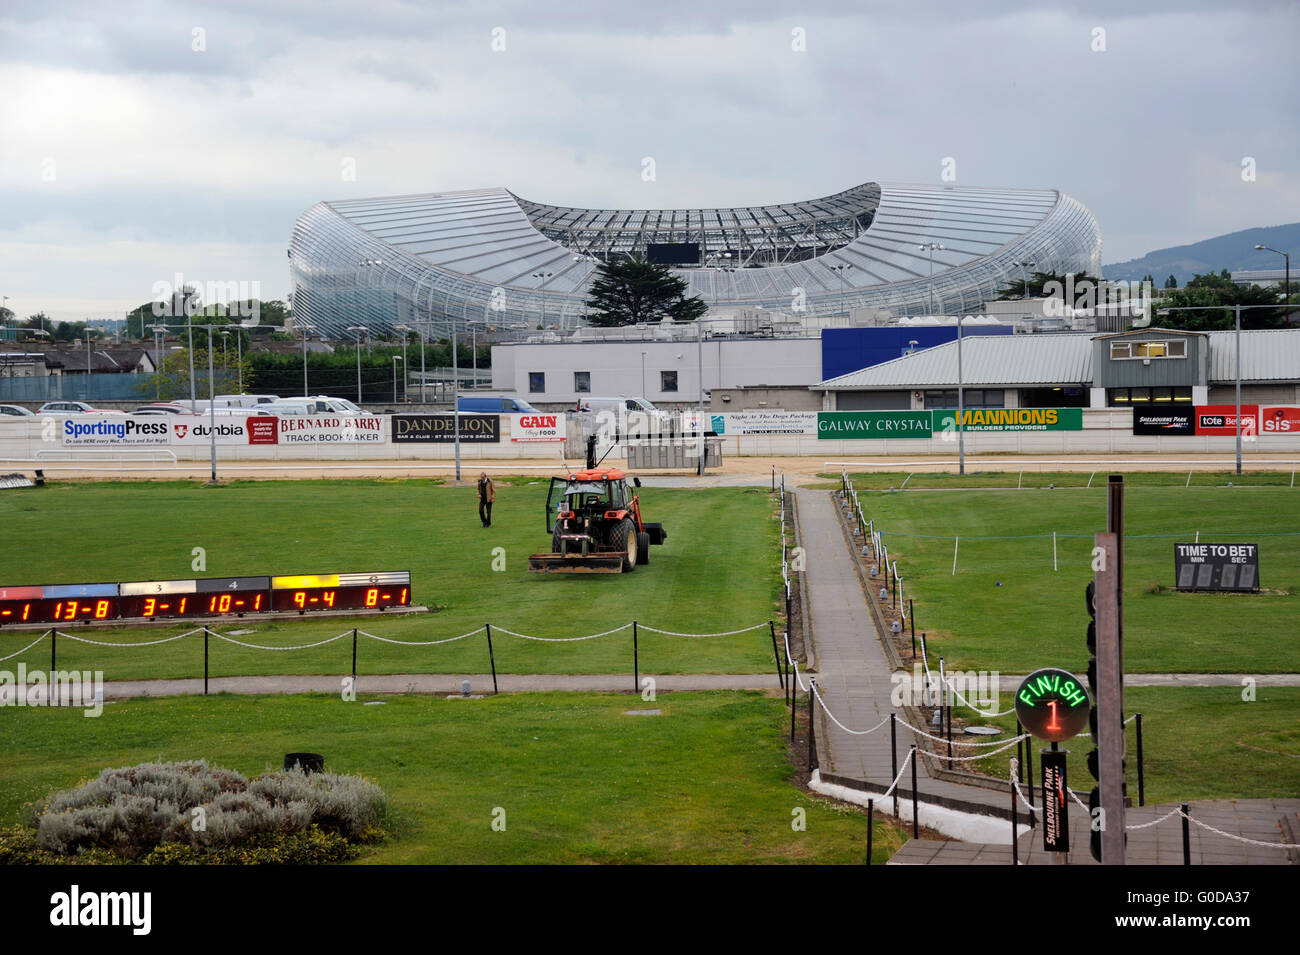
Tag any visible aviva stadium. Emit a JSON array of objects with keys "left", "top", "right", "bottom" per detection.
[{"left": 288, "top": 182, "right": 1101, "bottom": 339}]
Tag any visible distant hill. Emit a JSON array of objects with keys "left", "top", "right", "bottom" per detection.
[{"left": 1103, "top": 223, "right": 1300, "bottom": 285}]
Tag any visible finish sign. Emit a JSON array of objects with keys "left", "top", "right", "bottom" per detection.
[{"left": 1015, "top": 668, "right": 1091, "bottom": 742}]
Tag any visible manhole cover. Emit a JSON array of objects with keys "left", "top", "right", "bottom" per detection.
[
  {"left": 228, "top": 629, "right": 256, "bottom": 636},
  {"left": 363, "top": 701, "right": 387, "bottom": 706},
  {"left": 964, "top": 725, "right": 1003, "bottom": 736},
  {"left": 623, "top": 709, "right": 662, "bottom": 716}
]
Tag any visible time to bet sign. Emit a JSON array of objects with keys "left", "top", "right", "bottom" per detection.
[{"left": 1015, "top": 668, "right": 1091, "bottom": 742}]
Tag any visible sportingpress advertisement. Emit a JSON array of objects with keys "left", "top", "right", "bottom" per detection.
[{"left": 60, "top": 417, "right": 170, "bottom": 447}]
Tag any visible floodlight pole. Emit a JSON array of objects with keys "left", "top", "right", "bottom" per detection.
[
  {"left": 1235, "top": 303, "right": 1241, "bottom": 477},
  {"left": 452, "top": 316, "right": 461, "bottom": 482},
  {"left": 207, "top": 335, "right": 217, "bottom": 483},
  {"left": 698, "top": 316, "right": 705, "bottom": 476}
]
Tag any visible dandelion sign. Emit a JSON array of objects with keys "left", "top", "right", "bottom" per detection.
[{"left": 1015, "top": 668, "right": 1091, "bottom": 742}]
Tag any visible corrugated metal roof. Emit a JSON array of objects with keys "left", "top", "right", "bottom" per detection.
[
  {"left": 1206, "top": 329, "right": 1300, "bottom": 382},
  {"left": 819, "top": 328, "right": 1300, "bottom": 389},
  {"left": 819, "top": 332, "right": 1094, "bottom": 389}
]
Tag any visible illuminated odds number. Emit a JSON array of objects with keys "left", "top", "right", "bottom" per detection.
[
  {"left": 22, "top": 604, "right": 31, "bottom": 621},
  {"left": 294, "top": 591, "right": 306, "bottom": 609},
  {"left": 322, "top": 591, "right": 335, "bottom": 608},
  {"left": 365, "top": 588, "right": 378, "bottom": 607},
  {"left": 95, "top": 600, "right": 110, "bottom": 619},
  {"left": 144, "top": 597, "right": 157, "bottom": 617},
  {"left": 218, "top": 594, "right": 232, "bottom": 613}
]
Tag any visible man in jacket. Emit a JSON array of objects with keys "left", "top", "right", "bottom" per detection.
[{"left": 477, "top": 472, "right": 495, "bottom": 528}]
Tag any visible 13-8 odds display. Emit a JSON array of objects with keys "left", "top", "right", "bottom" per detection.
[{"left": 0, "top": 571, "right": 411, "bottom": 625}]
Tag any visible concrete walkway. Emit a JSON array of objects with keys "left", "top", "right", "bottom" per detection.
[
  {"left": 794, "top": 487, "right": 1006, "bottom": 816},
  {"left": 98, "top": 673, "right": 780, "bottom": 701}
]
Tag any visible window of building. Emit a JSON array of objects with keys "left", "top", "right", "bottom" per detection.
[
  {"left": 528, "top": 372, "right": 545, "bottom": 393},
  {"left": 1110, "top": 339, "right": 1187, "bottom": 360},
  {"left": 574, "top": 371, "right": 591, "bottom": 393},
  {"left": 661, "top": 370, "right": 678, "bottom": 392},
  {"left": 923, "top": 389, "right": 1004, "bottom": 409},
  {"left": 1107, "top": 386, "right": 1193, "bottom": 406}
]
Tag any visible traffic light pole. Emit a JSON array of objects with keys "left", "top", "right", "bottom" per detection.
[{"left": 1095, "top": 527, "right": 1126, "bottom": 864}]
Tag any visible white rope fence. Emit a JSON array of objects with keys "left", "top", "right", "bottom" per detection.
[
  {"left": 358, "top": 628, "right": 483, "bottom": 646},
  {"left": 54, "top": 629, "right": 198, "bottom": 648},
  {"left": 881, "top": 746, "right": 914, "bottom": 799},
  {"left": 209, "top": 631, "right": 352, "bottom": 651},
  {"left": 809, "top": 680, "right": 890, "bottom": 737},
  {"left": 0, "top": 632, "right": 49, "bottom": 663}
]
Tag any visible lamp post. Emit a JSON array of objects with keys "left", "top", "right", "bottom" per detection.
[
  {"left": 1254, "top": 244, "right": 1292, "bottom": 321},
  {"left": 829, "top": 263, "right": 852, "bottom": 318},
  {"left": 531, "top": 272, "right": 554, "bottom": 328},
  {"left": 451, "top": 316, "right": 461, "bottom": 481},
  {"left": 346, "top": 325, "right": 367, "bottom": 404},
  {"left": 296, "top": 322, "right": 315, "bottom": 396},
  {"left": 394, "top": 324, "right": 410, "bottom": 402},
  {"left": 1016, "top": 260, "right": 1037, "bottom": 303},
  {"left": 147, "top": 324, "right": 167, "bottom": 399},
  {"left": 641, "top": 350, "right": 647, "bottom": 398},
  {"left": 392, "top": 355, "right": 403, "bottom": 403},
  {"left": 920, "top": 242, "right": 961, "bottom": 474}
]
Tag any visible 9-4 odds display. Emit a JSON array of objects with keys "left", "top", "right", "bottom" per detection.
[{"left": 0, "top": 572, "right": 411, "bottom": 625}]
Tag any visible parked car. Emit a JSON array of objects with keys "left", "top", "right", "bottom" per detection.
[
  {"left": 457, "top": 395, "right": 541, "bottom": 414},
  {"left": 38, "top": 401, "right": 123, "bottom": 415},
  {"left": 131, "top": 403, "right": 201, "bottom": 416},
  {"left": 266, "top": 396, "right": 364, "bottom": 415},
  {"left": 0, "top": 404, "right": 35, "bottom": 417},
  {"left": 213, "top": 394, "right": 280, "bottom": 408}
]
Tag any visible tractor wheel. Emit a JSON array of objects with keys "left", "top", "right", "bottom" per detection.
[
  {"left": 636, "top": 531, "right": 651, "bottom": 566},
  {"left": 610, "top": 518, "right": 637, "bottom": 571},
  {"left": 552, "top": 526, "right": 563, "bottom": 554}
]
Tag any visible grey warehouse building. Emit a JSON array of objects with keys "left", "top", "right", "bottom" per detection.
[
  {"left": 816, "top": 327, "right": 1300, "bottom": 411},
  {"left": 288, "top": 181, "right": 1102, "bottom": 340}
]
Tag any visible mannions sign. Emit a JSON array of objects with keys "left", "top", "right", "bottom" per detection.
[{"left": 932, "top": 408, "right": 1083, "bottom": 432}]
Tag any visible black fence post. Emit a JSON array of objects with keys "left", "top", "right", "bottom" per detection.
[
  {"left": 807, "top": 680, "right": 817, "bottom": 773},
  {"left": 633, "top": 620, "right": 639, "bottom": 694},
  {"left": 784, "top": 585, "right": 792, "bottom": 630},
  {"left": 1011, "top": 781, "right": 1019, "bottom": 865},
  {"left": 1182, "top": 804, "right": 1191, "bottom": 865},
  {"left": 1026, "top": 741, "right": 1034, "bottom": 811},
  {"left": 1136, "top": 712, "right": 1145, "bottom": 807},
  {"left": 866, "top": 798, "right": 875, "bottom": 866},
  {"left": 351, "top": 628, "right": 358, "bottom": 687},
  {"left": 910, "top": 744, "right": 919, "bottom": 839},
  {"left": 768, "top": 621, "right": 784, "bottom": 690},
  {"left": 946, "top": 697, "right": 953, "bottom": 770},
  {"left": 485, "top": 624, "right": 498, "bottom": 695},
  {"left": 50, "top": 628, "right": 56, "bottom": 675},
  {"left": 909, "top": 599, "right": 916, "bottom": 659},
  {"left": 890, "top": 714, "right": 899, "bottom": 818},
  {"left": 204, "top": 627, "right": 210, "bottom": 696},
  {"left": 790, "top": 678, "right": 797, "bottom": 741}
]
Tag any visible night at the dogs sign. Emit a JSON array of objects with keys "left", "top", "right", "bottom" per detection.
[{"left": 1174, "top": 543, "right": 1259, "bottom": 592}]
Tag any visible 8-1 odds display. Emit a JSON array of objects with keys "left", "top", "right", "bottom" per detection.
[{"left": 0, "top": 571, "right": 411, "bottom": 625}]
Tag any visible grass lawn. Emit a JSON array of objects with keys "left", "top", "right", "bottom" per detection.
[
  {"left": 956, "top": 686, "right": 1300, "bottom": 804},
  {"left": 0, "top": 691, "right": 903, "bottom": 864},
  {"left": 0, "top": 480, "right": 784, "bottom": 678},
  {"left": 845, "top": 479, "right": 1300, "bottom": 674}
]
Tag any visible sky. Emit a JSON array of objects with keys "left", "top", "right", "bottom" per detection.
[{"left": 1, "top": 0, "right": 1297, "bottom": 323}]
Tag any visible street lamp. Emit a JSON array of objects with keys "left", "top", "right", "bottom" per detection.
[
  {"left": 829, "top": 263, "right": 852, "bottom": 318},
  {"left": 531, "top": 272, "right": 554, "bottom": 328},
  {"left": 1155, "top": 303, "right": 1278, "bottom": 475},
  {"left": 392, "top": 355, "right": 403, "bottom": 403},
  {"left": 1254, "top": 244, "right": 1292, "bottom": 321},
  {"left": 1015, "top": 260, "right": 1037, "bottom": 303},
  {"left": 146, "top": 324, "right": 167, "bottom": 399},
  {"left": 394, "top": 324, "right": 410, "bottom": 402},
  {"left": 296, "top": 323, "right": 315, "bottom": 396},
  {"left": 921, "top": 242, "right": 962, "bottom": 474},
  {"left": 346, "top": 325, "right": 368, "bottom": 404}
]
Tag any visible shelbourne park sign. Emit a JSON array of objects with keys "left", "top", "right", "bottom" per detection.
[{"left": 814, "top": 408, "right": 1083, "bottom": 439}]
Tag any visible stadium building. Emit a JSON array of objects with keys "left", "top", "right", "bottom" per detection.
[{"left": 288, "top": 181, "right": 1101, "bottom": 340}]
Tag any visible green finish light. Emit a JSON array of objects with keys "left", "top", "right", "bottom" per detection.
[{"left": 1015, "top": 667, "right": 1092, "bottom": 742}]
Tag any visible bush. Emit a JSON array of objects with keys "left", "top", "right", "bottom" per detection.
[{"left": 15, "top": 760, "right": 387, "bottom": 863}]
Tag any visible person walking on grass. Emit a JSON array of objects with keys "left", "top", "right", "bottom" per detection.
[{"left": 477, "top": 472, "right": 495, "bottom": 528}]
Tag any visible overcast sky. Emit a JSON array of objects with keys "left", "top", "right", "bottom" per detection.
[{"left": 2, "top": 0, "right": 1297, "bottom": 323}]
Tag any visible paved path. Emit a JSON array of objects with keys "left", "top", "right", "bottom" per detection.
[
  {"left": 890, "top": 798, "right": 1300, "bottom": 865},
  {"left": 795, "top": 488, "right": 1006, "bottom": 815},
  {"left": 99, "top": 673, "right": 780, "bottom": 700}
]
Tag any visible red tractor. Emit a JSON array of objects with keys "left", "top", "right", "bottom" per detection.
[{"left": 528, "top": 466, "right": 667, "bottom": 573}]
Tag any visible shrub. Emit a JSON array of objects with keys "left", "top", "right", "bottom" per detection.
[{"left": 15, "top": 760, "right": 388, "bottom": 863}]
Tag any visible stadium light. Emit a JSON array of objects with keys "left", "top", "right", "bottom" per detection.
[{"left": 1254, "top": 244, "right": 1291, "bottom": 321}]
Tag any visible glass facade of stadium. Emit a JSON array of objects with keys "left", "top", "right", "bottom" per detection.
[{"left": 288, "top": 182, "right": 1102, "bottom": 340}]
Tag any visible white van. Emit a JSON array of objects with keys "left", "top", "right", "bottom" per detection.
[
  {"left": 214, "top": 394, "right": 279, "bottom": 408},
  {"left": 576, "top": 396, "right": 663, "bottom": 418},
  {"left": 268, "top": 396, "right": 364, "bottom": 415}
]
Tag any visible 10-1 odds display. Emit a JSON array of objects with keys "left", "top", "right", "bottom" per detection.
[{"left": 0, "top": 571, "right": 411, "bottom": 625}]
